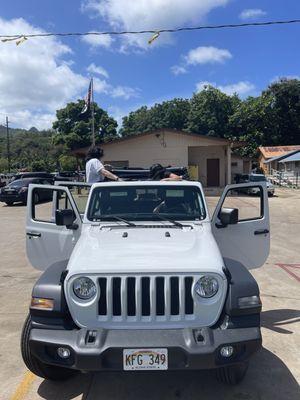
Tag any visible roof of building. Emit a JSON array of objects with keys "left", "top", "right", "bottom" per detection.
[
  {"left": 259, "top": 145, "right": 300, "bottom": 159},
  {"left": 73, "top": 129, "right": 243, "bottom": 157},
  {"left": 278, "top": 150, "right": 300, "bottom": 163},
  {"left": 264, "top": 149, "right": 300, "bottom": 164}
]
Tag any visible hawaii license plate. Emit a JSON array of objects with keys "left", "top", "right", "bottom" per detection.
[{"left": 123, "top": 348, "right": 168, "bottom": 371}]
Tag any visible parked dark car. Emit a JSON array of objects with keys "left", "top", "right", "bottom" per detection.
[{"left": 0, "top": 177, "right": 53, "bottom": 206}]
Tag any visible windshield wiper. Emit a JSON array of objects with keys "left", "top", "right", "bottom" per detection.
[
  {"left": 100, "top": 215, "right": 136, "bottom": 227},
  {"left": 152, "top": 214, "right": 184, "bottom": 228}
]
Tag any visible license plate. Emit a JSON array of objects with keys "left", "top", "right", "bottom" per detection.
[{"left": 123, "top": 348, "right": 168, "bottom": 371}]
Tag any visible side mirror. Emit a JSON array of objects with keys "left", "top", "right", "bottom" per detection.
[
  {"left": 55, "top": 209, "right": 77, "bottom": 229},
  {"left": 217, "top": 208, "right": 239, "bottom": 228}
]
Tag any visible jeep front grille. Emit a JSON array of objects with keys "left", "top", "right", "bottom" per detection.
[{"left": 98, "top": 275, "right": 194, "bottom": 321}]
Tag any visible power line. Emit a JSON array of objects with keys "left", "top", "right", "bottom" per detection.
[{"left": 1, "top": 19, "right": 300, "bottom": 41}]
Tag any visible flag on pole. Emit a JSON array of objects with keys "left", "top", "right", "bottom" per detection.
[{"left": 81, "top": 78, "right": 92, "bottom": 114}]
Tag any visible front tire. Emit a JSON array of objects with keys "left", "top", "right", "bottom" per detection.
[
  {"left": 6, "top": 201, "right": 13, "bottom": 206},
  {"left": 21, "top": 315, "right": 77, "bottom": 381},
  {"left": 215, "top": 361, "right": 249, "bottom": 385}
]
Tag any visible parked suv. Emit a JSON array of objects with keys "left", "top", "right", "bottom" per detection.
[{"left": 21, "top": 180, "right": 270, "bottom": 384}]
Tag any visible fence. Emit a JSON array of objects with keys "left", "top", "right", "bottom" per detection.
[{"left": 267, "top": 169, "right": 300, "bottom": 188}]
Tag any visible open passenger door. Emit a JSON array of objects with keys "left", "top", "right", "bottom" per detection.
[
  {"left": 212, "top": 183, "right": 270, "bottom": 270},
  {"left": 26, "top": 184, "right": 83, "bottom": 271}
]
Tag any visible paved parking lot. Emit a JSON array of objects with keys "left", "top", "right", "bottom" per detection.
[{"left": 0, "top": 188, "right": 299, "bottom": 400}]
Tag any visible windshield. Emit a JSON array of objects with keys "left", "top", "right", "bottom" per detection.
[
  {"left": 87, "top": 185, "right": 206, "bottom": 221},
  {"left": 249, "top": 175, "right": 266, "bottom": 182},
  {"left": 8, "top": 179, "right": 32, "bottom": 187}
]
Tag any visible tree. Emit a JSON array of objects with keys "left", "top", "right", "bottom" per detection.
[
  {"left": 263, "top": 78, "right": 300, "bottom": 145},
  {"left": 228, "top": 79, "right": 300, "bottom": 157},
  {"left": 31, "top": 160, "right": 47, "bottom": 172},
  {"left": 186, "top": 85, "right": 240, "bottom": 138},
  {"left": 0, "top": 158, "right": 8, "bottom": 172},
  {"left": 228, "top": 94, "right": 274, "bottom": 157},
  {"left": 52, "top": 100, "right": 118, "bottom": 150},
  {"left": 58, "top": 155, "right": 78, "bottom": 171},
  {"left": 119, "top": 99, "right": 191, "bottom": 136},
  {"left": 119, "top": 106, "right": 153, "bottom": 137}
]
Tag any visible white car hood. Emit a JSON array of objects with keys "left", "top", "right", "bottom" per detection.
[{"left": 67, "top": 223, "right": 225, "bottom": 275}]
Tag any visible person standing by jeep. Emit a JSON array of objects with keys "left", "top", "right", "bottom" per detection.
[{"left": 85, "top": 147, "right": 120, "bottom": 183}]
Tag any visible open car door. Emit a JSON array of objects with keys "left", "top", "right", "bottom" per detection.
[
  {"left": 54, "top": 181, "right": 91, "bottom": 218},
  {"left": 26, "top": 184, "right": 83, "bottom": 271},
  {"left": 212, "top": 182, "right": 270, "bottom": 270}
]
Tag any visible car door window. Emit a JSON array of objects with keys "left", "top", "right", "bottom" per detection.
[
  {"left": 33, "top": 187, "right": 67, "bottom": 223},
  {"left": 221, "top": 186, "right": 263, "bottom": 221},
  {"left": 57, "top": 184, "right": 91, "bottom": 216}
]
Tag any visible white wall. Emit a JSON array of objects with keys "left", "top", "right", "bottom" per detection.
[{"left": 101, "top": 130, "right": 228, "bottom": 172}]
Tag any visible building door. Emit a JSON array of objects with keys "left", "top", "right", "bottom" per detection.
[{"left": 207, "top": 159, "right": 220, "bottom": 187}]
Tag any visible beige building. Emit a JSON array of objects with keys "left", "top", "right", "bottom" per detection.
[
  {"left": 231, "top": 154, "right": 253, "bottom": 180},
  {"left": 75, "top": 129, "right": 242, "bottom": 188}
]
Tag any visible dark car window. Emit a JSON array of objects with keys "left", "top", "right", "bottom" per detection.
[
  {"left": 8, "top": 179, "right": 33, "bottom": 188},
  {"left": 249, "top": 175, "right": 266, "bottom": 182}
]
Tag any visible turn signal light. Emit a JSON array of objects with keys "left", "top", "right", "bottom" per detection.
[{"left": 30, "top": 297, "right": 54, "bottom": 311}]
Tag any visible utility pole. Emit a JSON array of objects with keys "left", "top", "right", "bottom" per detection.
[
  {"left": 6, "top": 116, "right": 11, "bottom": 173},
  {"left": 91, "top": 77, "right": 95, "bottom": 146}
]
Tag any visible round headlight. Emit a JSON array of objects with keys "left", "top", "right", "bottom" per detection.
[
  {"left": 195, "top": 276, "right": 219, "bottom": 298},
  {"left": 73, "top": 277, "right": 97, "bottom": 300}
]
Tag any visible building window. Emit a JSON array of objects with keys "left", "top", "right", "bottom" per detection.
[{"left": 231, "top": 162, "right": 238, "bottom": 167}]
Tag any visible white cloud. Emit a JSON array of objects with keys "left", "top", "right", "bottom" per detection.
[
  {"left": 196, "top": 80, "right": 255, "bottom": 96},
  {"left": 82, "top": 0, "right": 230, "bottom": 50},
  {"left": 93, "top": 77, "right": 140, "bottom": 100},
  {"left": 81, "top": 32, "right": 113, "bottom": 49},
  {"left": 172, "top": 46, "right": 232, "bottom": 76},
  {"left": 239, "top": 9, "right": 267, "bottom": 20},
  {"left": 0, "top": 17, "right": 89, "bottom": 129},
  {"left": 111, "top": 86, "right": 140, "bottom": 100},
  {"left": 171, "top": 65, "right": 187, "bottom": 76},
  {"left": 0, "top": 18, "right": 139, "bottom": 129},
  {"left": 87, "top": 63, "right": 109, "bottom": 79},
  {"left": 185, "top": 46, "right": 232, "bottom": 65},
  {"left": 218, "top": 81, "right": 255, "bottom": 96}
]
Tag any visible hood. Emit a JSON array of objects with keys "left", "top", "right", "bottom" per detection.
[{"left": 67, "top": 223, "right": 224, "bottom": 275}]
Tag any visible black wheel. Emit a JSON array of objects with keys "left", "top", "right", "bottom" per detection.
[
  {"left": 268, "top": 192, "right": 274, "bottom": 197},
  {"left": 21, "top": 314, "right": 77, "bottom": 381},
  {"left": 6, "top": 201, "right": 13, "bottom": 206},
  {"left": 215, "top": 362, "right": 249, "bottom": 385}
]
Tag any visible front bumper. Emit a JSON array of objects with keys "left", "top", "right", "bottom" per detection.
[
  {"left": 29, "top": 326, "right": 261, "bottom": 371},
  {"left": 0, "top": 193, "right": 25, "bottom": 203}
]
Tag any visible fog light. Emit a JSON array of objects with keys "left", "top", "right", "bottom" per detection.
[
  {"left": 220, "top": 346, "right": 234, "bottom": 358},
  {"left": 57, "top": 347, "right": 70, "bottom": 359}
]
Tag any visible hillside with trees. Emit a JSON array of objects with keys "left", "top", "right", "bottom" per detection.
[{"left": 0, "top": 78, "right": 299, "bottom": 173}]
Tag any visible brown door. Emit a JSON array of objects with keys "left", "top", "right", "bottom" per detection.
[{"left": 207, "top": 159, "right": 220, "bottom": 187}]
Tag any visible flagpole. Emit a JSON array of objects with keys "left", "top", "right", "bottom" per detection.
[{"left": 91, "top": 77, "right": 95, "bottom": 146}]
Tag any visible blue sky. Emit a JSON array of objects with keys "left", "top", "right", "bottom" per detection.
[{"left": 0, "top": 0, "right": 300, "bottom": 130}]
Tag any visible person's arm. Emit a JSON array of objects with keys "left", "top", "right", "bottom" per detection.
[
  {"left": 100, "top": 168, "right": 120, "bottom": 181},
  {"left": 161, "top": 173, "right": 182, "bottom": 181}
]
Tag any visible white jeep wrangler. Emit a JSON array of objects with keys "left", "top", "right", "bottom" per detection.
[{"left": 21, "top": 180, "right": 270, "bottom": 384}]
